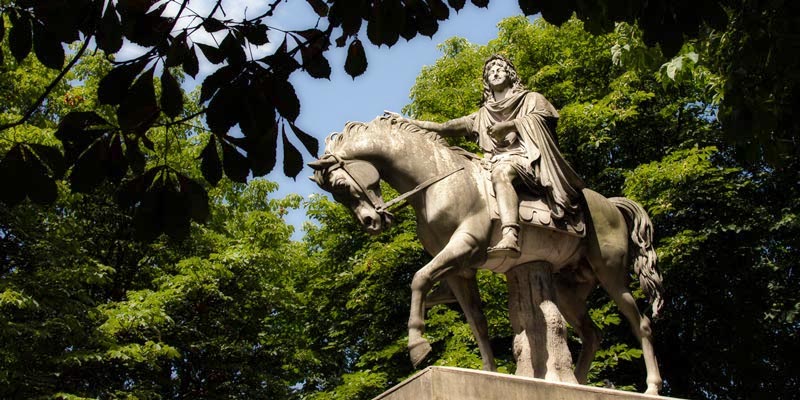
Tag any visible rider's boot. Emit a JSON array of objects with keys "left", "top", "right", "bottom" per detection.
[
  {"left": 488, "top": 223, "right": 521, "bottom": 257},
  {"left": 488, "top": 171, "right": 521, "bottom": 257}
]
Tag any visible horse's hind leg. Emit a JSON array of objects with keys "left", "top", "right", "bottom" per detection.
[
  {"left": 555, "top": 270, "right": 600, "bottom": 384},
  {"left": 447, "top": 269, "right": 496, "bottom": 371},
  {"left": 593, "top": 250, "right": 662, "bottom": 395}
]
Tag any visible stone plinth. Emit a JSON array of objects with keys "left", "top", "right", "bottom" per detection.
[{"left": 374, "top": 367, "right": 675, "bottom": 400}]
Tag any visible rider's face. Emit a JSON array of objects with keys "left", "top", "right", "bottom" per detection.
[{"left": 486, "top": 62, "right": 510, "bottom": 91}]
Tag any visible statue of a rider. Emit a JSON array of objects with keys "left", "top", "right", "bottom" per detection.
[{"left": 389, "top": 54, "right": 584, "bottom": 257}]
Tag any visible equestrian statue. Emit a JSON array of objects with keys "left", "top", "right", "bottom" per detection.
[{"left": 309, "top": 55, "right": 665, "bottom": 395}]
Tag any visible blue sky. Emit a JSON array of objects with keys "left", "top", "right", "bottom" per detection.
[
  {"left": 259, "top": 2, "right": 531, "bottom": 238},
  {"left": 142, "top": 1, "right": 532, "bottom": 238}
]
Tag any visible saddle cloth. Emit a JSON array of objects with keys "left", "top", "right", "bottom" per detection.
[{"left": 478, "top": 160, "right": 586, "bottom": 238}]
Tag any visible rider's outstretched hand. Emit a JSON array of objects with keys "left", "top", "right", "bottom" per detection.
[{"left": 383, "top": 110, "right": 403, "bottom": 120}]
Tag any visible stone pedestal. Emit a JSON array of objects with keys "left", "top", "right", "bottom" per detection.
[
  {"left": 506, "top": 261, "right": 576, "bottom": 383},
  {"left": 374, "top": 367, "right": 674, "bottom": 400}
]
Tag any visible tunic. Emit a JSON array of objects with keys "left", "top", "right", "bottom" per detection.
[{"left": 470, "top": 90, "right": 585, "bottom": 219}]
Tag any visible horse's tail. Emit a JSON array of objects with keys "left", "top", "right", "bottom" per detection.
[{"left": 609, "top": 197, "right": 664, "bottom": 319}]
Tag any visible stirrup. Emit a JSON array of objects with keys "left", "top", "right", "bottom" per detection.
[{"left": 488, "top": 224, "right": 521, "bottom": 257}]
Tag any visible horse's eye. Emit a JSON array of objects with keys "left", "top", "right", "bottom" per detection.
[{"left": 332, "top": 178, "right": 347, "bottom": 191}]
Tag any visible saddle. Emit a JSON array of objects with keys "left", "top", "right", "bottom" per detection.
[{"left": 478, "top": 161, "right": 586, "bottom": 237}]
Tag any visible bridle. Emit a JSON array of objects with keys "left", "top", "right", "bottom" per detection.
[{"left": 316, "top": 153, "right": 465, "bottom": 220}]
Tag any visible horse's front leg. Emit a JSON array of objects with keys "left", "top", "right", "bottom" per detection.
[{"left": 408, "top": 231, "right": 480, "bottom": 367}]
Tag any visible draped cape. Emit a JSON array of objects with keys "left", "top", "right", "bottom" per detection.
[{"left": 472, "top": 90, "right": 585, "bottom": 218}]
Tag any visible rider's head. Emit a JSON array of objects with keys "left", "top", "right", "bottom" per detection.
[{"left": 481, "top": 54, "right": 525, "bottom": 104}]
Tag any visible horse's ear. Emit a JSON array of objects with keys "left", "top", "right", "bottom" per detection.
[
  {"left": 309, "top": 175, "right": 325, "bottom": 187},
  {"left": 308, "top": 157, "right": 336, "bottom": 170}
]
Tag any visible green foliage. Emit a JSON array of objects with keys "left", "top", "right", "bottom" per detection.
[{"left": 401, "top": 15, "right": 798, "bottom": 398}]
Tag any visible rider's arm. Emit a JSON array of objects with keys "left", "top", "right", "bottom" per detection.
[{"left": 407, "top": 115, "right": 475, "bottom": 138}]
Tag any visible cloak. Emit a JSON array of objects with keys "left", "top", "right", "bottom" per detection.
[{"left": 472, "top": 90, "right": 585, "bottom": 218}]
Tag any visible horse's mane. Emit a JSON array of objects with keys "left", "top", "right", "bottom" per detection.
[{"left": 324, "top": 116, "right": 476, "bottom": 160}]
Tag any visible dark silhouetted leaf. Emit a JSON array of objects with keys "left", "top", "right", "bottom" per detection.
[
  {"left": 117, "top": 67, "right": 159, "bottom": 133},
  {"left": 470, "top": 0, "right": 489, "bottom": 7},
  {"left": 197, "top": 42, "right": 225, "bottom": 64},
  {"left": 539, "top": 0, "right": 573, "bottom": 26},
  {"left": 344, "top": 39, "right": 368, "bottom": 78},
  {"left": 302, "top": 51, "right": 331, "bottom": 79},
  {"left": 28, "top": 143, "right": 66, "bottom": 178},
  {"left": 183, "top": 45, "right": 199, "bottom": 78},
  {"left": 161, "top": 185, "right": 190, "bottom": 239},
  {"left": 416, "top": 7, "right": 439, "bottom": 37},
  {"left": 288, "top": 121, "right": 319, "bottom": 157},
  {"left": 32, "top": 0, "right": 86, "bottom": 43},
  {"left": 107, "top": 134, "right": 128, "bottom": 182},
  {"left": 200, "top": 64, "right": 237, "bottom": 103},
  {"left": 517, "top": 0, "right": 540, "bottom": 15},
  {"left": 160, "top": 69, "right": 183, "bottom": 118},
  {"left": 98, "top": 61, "right": 146, "bottom": 105},
  {"left": 9, "top": 11, "right": 32, "bottom": 62},
  {"left": 260, "top": 40, "right": 300, "bottom": 78},
  {"left": 272, "top": 79, "right": 300, "bottom": 121},
  {"left": 0, "top": 145, "right": 28, "bottom": 206},
  {"left": 202, "top": 17, "right": 226, "bottom": 33},
  {"left": 165, "top": 31, "right": 189, "bottom": 67},
  {"left": 240, "top": 85, "right": 275, "bottom": 138},
  {"left": 178, "top": 174, "right": 210, "bottom": 222},
  {"left": 124, "top": 134, "right": 146, "bottom": 174},
  {"left": 123, "top": 2, "right": 171, "bottom": 47},
  {"left": 54, "top": 111, "right": 110, "bottom": 162},
  {"left": 240, "top": 23, "right": 269, "bottom": 45},
  {"left": 70, "top": 137, "right": 109, "bottom": 193},
  {"left": 96, "top": 1, "right": 123, "bottom": 53},
  {"left": 200, "top": 135, "right": 222, "bottom": 185},
  {"left": 220, "top": 139, "right": 250, "bottom": 183},
  {"left": 133, "top": 190, "right": 161, "bottom": 241},
  {"left": 282, "top": 125, "right": 304, "bottom": 178},
  {"left": 401, "top": 12, "right": 418, "bottom": 41},
  {"left": 117, "top": 165, "right": 162, "bottom": 208},
  {"left": 448, "top": 0, "right": 466, "bottom": 11},
  {"left": 306, "top": 0, "right": 329, "bottom": 17},
  {"left": 247, "top": 121, "right": 278, "bottom": 176},
  {"left": 206, "top": 85, "right": 242, "bottom": 134},
  {"left": 25, "top": 149, "right": 58, "bottom": 205},
  {"left": 32, "top": 23, "right": 65, "bottom": 69},
  {"left": 430, "top": 0, "right": 450, "bottom": 20},
  {"left": 220, "top": 32, "right": 246, "bottom": 67}
]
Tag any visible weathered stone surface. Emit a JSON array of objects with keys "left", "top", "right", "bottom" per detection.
[
  {"left": 374, "top": 367, "right": 676, "bottom": 400},
  {"left": 309, "top": 53, "right": 666, "bottom": 394}
]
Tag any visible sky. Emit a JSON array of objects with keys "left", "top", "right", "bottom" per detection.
[
  {"left": 143, "top": 1, "right": 534, "bottom": 239},
  {"left": 271, "top": 2, "right": 533, "bottom": 238}
]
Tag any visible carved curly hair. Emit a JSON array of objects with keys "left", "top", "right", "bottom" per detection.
[{"left": 480, "top": 54, "right": 526, "bottom": 105}]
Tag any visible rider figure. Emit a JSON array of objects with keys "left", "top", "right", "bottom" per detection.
[{"left": 391, "top": 55, "right": 584, "bottom": 257}]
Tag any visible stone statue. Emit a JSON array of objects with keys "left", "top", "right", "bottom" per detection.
[
  {"left": 309, "top": 55, "right": 665, "bottom": 395},
  {"left": 387, "top": 55, "right": 584, "bottom": 257}
]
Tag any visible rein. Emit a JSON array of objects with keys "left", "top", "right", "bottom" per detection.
[
  {"left": 323, "top": 153, "right": 464, "bottom": 214},
  {"left": 377, "top": 166, "right": 465, "bottom": 213}
]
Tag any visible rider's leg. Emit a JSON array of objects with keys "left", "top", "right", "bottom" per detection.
[{"left": 489, "top": 163, "right": 520, "bottom": 256}]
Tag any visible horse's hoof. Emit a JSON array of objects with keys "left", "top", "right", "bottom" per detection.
[
  {"left": 644, "top": 386, "right": 661, "bottom": 396},
  {"left": 408, "top": 339, "right": 432, "bottom": 368}
]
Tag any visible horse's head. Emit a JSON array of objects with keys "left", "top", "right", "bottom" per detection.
[{"left": 309, "top": 154, "right": 393, "bottom": 234}]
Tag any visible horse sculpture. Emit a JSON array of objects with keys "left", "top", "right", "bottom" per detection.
[{"left": 309, "top": 116, "right": 665, "bottom": 395}]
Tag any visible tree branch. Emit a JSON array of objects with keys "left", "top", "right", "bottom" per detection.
[{"left": 0, "top": 35, "right": 92, "bottom": 132}]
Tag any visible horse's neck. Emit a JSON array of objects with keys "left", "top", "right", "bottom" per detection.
[{"left": 339, "top": 126, "right": 445, "bottom": 192}]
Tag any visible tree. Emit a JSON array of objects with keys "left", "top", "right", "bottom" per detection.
[
  {"left": 397, "top": 15, "right": 799, "bottom": 398},
  {"left": 1, "top": 40, "right": 310, "bottom": 397},
  {"left": 9, "top": 0, "right": 798, "bottom": 238}
]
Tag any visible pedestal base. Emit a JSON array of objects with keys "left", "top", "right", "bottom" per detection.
[{"left": 374, "top": 367, "right": 676, "bottom": 400}]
